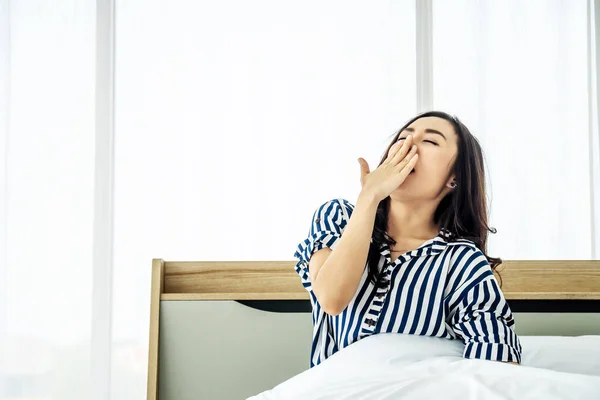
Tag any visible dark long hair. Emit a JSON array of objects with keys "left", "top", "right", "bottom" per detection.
[{"left": 366, "top": 111, "right": 503, "bottom": 287}]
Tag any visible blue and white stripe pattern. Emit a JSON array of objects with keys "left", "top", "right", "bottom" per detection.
[{"left": 293, "top": 198, "right": 522, "bottom": 368}]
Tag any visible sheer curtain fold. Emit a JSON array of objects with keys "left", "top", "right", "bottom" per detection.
[
  {"left": 1, "top": 0, "right": 9, "bottom": 397},
  {"left": 2, "top": 1, "right": 96, "bottom": 399}
]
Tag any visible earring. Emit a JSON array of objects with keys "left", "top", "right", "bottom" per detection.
[{"left": 450, "top": 182, "right": 457, "bottom": 188}]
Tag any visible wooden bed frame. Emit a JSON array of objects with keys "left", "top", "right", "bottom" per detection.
[{"left": 147, "top": 259, "right": 600, "bottom": 400}]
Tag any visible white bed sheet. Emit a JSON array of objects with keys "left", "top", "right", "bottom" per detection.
[{"left": 248, "top": 333, "right": 600, "bottom": 400}]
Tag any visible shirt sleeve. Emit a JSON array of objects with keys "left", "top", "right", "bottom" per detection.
[
  {"left": 292, "top": 198, "right": 352, "bottom": 292},
  {"left": 448, "top": 258, "right": 522, "bottom": 364}
]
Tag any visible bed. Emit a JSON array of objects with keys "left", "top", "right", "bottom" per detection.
[{"left": 146, "top": 259, "right": 600, "bottom": 400}]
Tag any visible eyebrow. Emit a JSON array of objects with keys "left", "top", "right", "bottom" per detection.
[{"left": 403, "top": 127, "right": 447, "bottom": 141}]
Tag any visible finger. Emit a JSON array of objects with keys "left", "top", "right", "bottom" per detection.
[
  {"left": 382, "top": 143, "right": 398, "bottom": 165},
  {"left": 384, "top": 135, "right": 412, "bottom": 165},
  {"left": 358, "top": 158, "right": 370, "bottom": 178},
  {"left": 391, "top": 155, "right": 418, "bottom": 185},
  {"left": 396, "top": 152, "right": 418, "bottom": 175},
  {"left": 390, "top": 141, "right": 417, "bottom": 167},
  {"left": 389, "top": 135, "right": 413, "bottom": 165}
]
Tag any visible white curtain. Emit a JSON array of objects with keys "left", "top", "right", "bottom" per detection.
[
  {"left": 1, "top": 0, "right": 97, "bottom": 399},
  {"left": 0, "top": 0, "right": 597, "bottom": 399},
  {"left": 113, "top": 3, "right": 413, "bottom": 398},
  {"left": 432, "top": 0, "right": 594, "bottom": 259}
]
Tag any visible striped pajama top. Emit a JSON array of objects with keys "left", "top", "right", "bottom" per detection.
[{"left": 293, "top": 198, "right": 522, "bottom": 368}]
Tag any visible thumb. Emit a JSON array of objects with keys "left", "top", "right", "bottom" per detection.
[{"left": 358, "top": 158, "right": 370, "bottom": 178}]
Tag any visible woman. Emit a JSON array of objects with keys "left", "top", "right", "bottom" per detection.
[{"left": 293, "top": 111, "right": 522, "bottom": 369}]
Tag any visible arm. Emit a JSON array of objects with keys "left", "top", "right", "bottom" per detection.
[
  {"left": 295, "top": 138, "right": 418, "bottom": 316},
  {"left": 448, "top": 253, "right": 522, "bottom": 364},
  {"left": 309, "top": 192, "right": 379, "bottom": 316}
]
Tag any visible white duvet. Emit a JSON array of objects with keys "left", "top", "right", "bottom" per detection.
[{"left": 248, "top": 333, "right": 600, "bottom": 400}]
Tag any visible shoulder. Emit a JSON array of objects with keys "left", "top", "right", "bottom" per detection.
[
  {"left": 321, "top": 198, "right": 355, "bottom": 211},
  {"left": 312, "top": 198, "right": 355, "bottom": 221},
  {"left": 445, "top": 241, "right": 494, "bottom": 291},
  {"left": 446, "top": 240, "right": 487, "bottom": 266},
  {"left": 293, "top": 198, "right": 355, "bottom": 267},
  {"left": 446, "top": 238, "right": 479, "bottom": 252}
]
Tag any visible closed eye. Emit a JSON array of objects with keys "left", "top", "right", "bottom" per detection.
[{"left": 398, "top": 138, "right": 438, "bottom": 146}]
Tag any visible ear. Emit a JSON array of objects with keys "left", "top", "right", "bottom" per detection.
[{"left": 446, "top": 175, "right": 457, "bottom": 189}]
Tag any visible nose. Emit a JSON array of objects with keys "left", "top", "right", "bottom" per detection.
[
  {"left": 409, "top": 130, "right": 425, "bottom": 141},
  {"left": 407, "top": 133, "right": 422, "bottom": 150}
]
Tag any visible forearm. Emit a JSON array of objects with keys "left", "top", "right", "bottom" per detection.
[{"left": 312, "top": 191, "right": 380, "bottom": 314}]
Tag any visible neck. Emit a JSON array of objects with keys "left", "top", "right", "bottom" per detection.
[{"left": 386, "top": 198, "right": 440, "bottom": 241}]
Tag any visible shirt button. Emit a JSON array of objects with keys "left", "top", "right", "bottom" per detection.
[{"left": 378, "top": 279, "right": 390, "bottom": 288}]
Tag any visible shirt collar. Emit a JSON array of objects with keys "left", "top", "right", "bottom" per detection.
[{"left": 380, "top": 228, "right": 451, "bottom": 261}]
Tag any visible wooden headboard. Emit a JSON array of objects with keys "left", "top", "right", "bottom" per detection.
[{"left": 147, "top": 259, "right": 600, "bottom": 399}]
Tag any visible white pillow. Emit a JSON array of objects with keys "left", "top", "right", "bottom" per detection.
[
  {"left": 520, "top": 335, "right": 600, "bottom": 377},
  {"left": 314, "top": 333, "right": 600, "bottom": 377}
]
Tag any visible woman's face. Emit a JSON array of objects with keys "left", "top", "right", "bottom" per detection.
[{"left": 388, "top": 116, "right": 459, "bottom": 200}]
